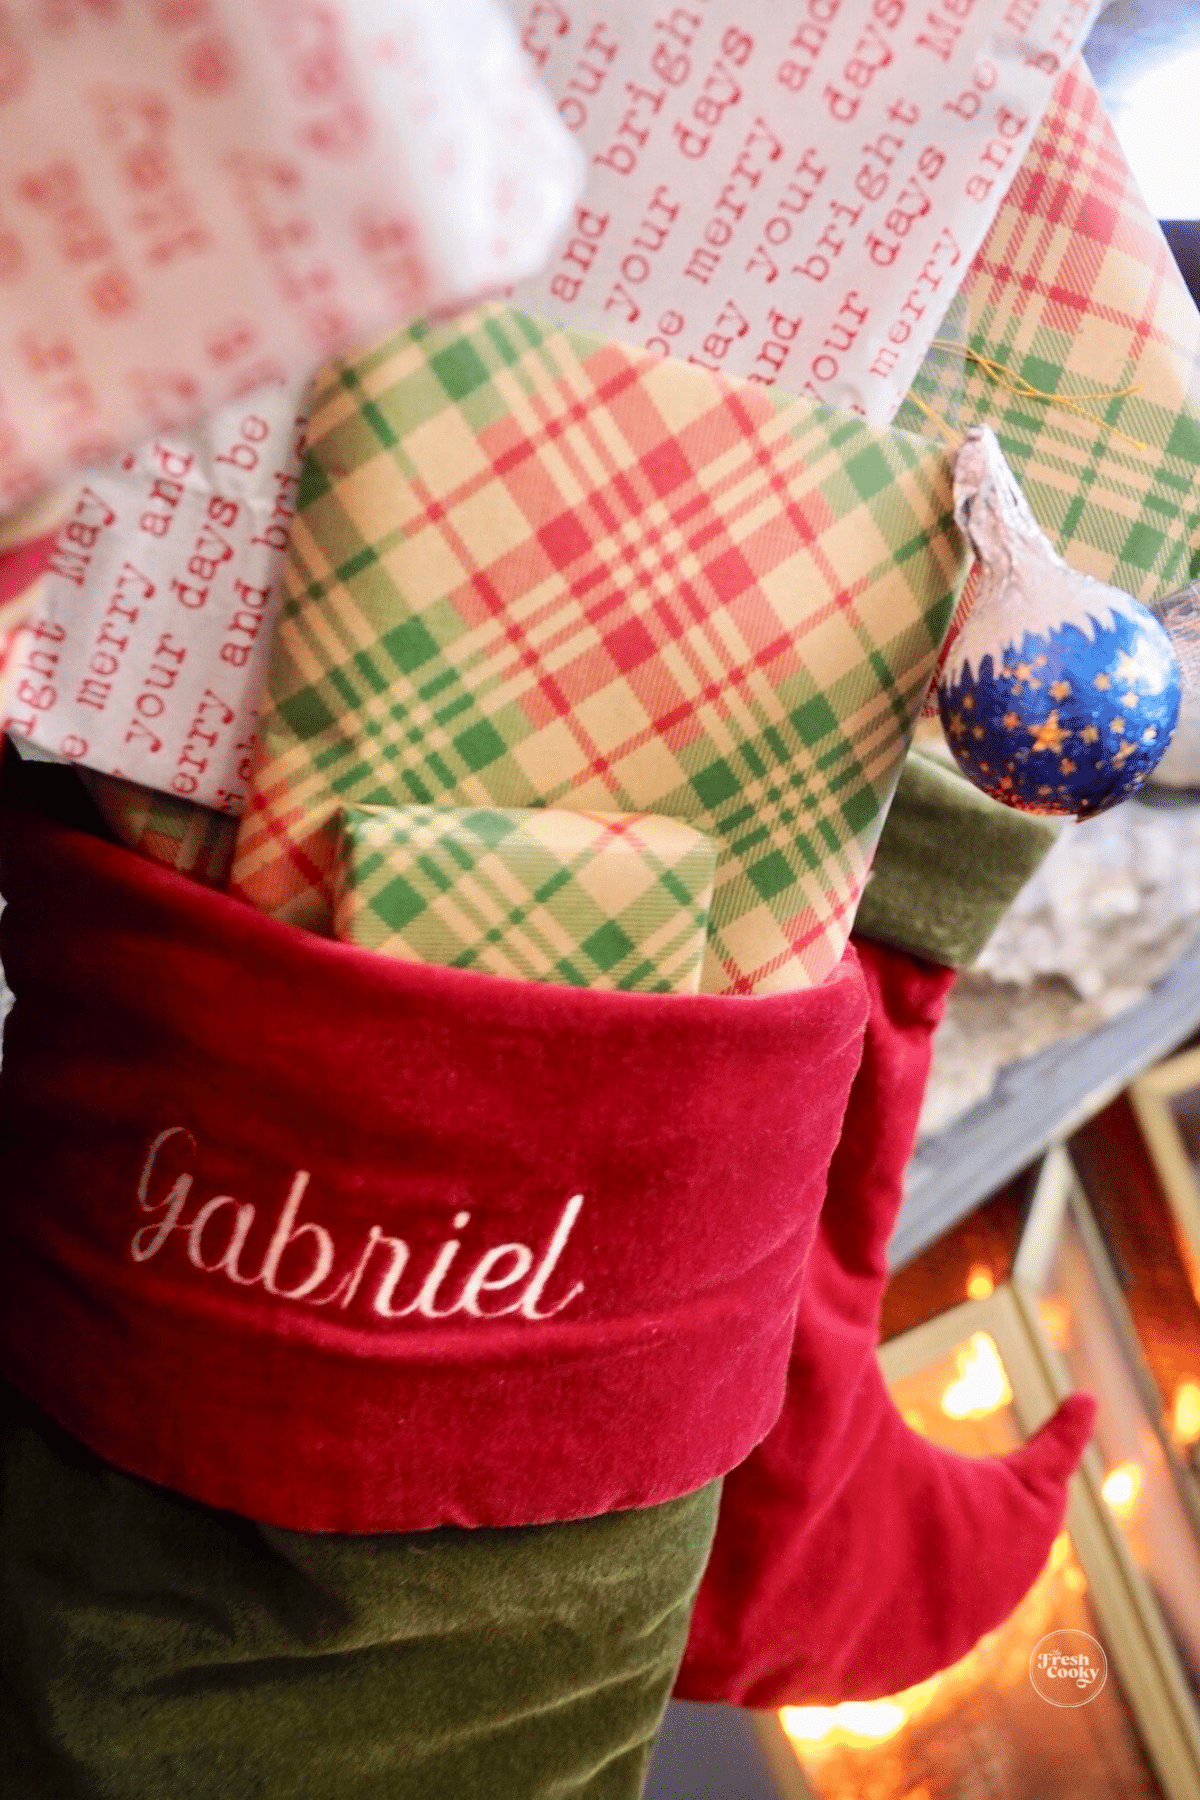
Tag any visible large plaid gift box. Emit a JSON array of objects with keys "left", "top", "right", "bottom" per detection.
[
  {"left": 334, "top": 805, "right": 715, "bottom": 994},
  {"left": 903, "top": 59, "right": 1200, "bottom": 614},
  {"left": 232, "top": 306, "right": 968, "bottom": 994}
]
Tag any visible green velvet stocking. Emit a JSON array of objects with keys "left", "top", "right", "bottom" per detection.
[{"left": 0, "top": 1386, "right": 720, "bottom": 1800}]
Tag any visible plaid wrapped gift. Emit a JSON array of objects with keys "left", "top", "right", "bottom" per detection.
[
  {"left": 334, "top": 805, "right": 715, "bottom": 993},
  {"left": 233, "top": 306, "right": 968, "bottom": 994},
  {"left": 76, "top": 772, "right": 239, "bottom": 892},
  {"left": 902, "top": 60, "right": 1200, "bottom": 615}
]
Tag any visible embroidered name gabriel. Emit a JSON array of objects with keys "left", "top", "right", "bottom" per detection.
[{"left": 131, "top": 1128, "right": 586, "bottom": 1323}]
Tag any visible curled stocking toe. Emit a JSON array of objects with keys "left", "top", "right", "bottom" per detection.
[{"left": 675, "top": 939, "right": 1095, "bottom": 1708}]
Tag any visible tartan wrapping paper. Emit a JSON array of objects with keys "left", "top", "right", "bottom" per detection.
[
  {"left": 334, "top": 805, "right": 715, "bottom": 994},
  {"left": 901, "top": 59, "right": 1200, "bottom": 628},
  {"left": 232, "top": 306, "right": 967, "bottom": 994},
  {"left": 77, "top": 772, "right": 239, "bottom": 892}
]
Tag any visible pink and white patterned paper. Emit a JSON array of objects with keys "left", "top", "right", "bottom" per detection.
[{"left": 0, "top": 0, "right": 581, "bottom": 509}]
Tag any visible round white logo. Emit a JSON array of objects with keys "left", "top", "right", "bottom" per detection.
[{"left": 1029, "top": 1630, "right": 1108, "bottom": 1707}]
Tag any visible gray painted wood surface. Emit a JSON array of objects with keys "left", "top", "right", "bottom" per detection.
[{"left": 893, "top": 932, "right": 1200, "bottom": 1269}]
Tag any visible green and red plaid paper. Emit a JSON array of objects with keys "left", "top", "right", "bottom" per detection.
[
  {"left": 76, "top": 772, "right": 239, "bottom": 892},
  {"left": 232, "top": 306, "right": 966, "bottom": 994},
  {"left": 45, "top": 62, "right": 1200, "bottom": 969},
  {"left": 334, "top": 805, "right": 715, "bottom": 994},
  {"left": 903, "top": 60, "right": 1200, "bottom": 614}
]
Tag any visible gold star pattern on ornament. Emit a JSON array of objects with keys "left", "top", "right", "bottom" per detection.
[
  {"left": 1111, "top": 717, "right": 1125, "bottom": 735},
  {"left": 1114, "top": 648, "right": 1153, "bottom": 688},
  {"left": 1122, "top": 693, "right": 1139, "bottom": 709},
  {"left": 1113, "top": 741, "right": 1137, "bottom": 767},
  {"left": 962, "top": 695, "right": 974, "bottom": 710},
  {"left": 1143, "top": 726, "right": 1158, "bottom": 743},
  {"left": 1082, "top": 725, "right": 1100, "bottom": 744},
  {"left": 1094, "top": 672, "right": 1111, "bottom": 690},
  {"left": 1029, "top": 711, "right": 1068, "bottom": 754},
  {"left": 973, "top": 725, "right": 985, "bottom": 739},
  {"left": 1014, "top": 662, "right": 1033, "bottom": 681},
  {"left": 948, "top": 713, "right": 966, "bottom": 738},
  {"left": 1003, "top": 711, "right": 1021, "bottom": 729},
  {"left": 1061, "top": 757, "right": 1077, "bottom": 774},
  {"left": 1050, "top": 679, "right": 1071, "bottom": 700}
]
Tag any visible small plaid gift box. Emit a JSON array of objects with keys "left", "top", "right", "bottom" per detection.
[
  {"left": 77, "top": 772, "right": 239, "bottom": 892},
  {"left": 333, "top": 805, "right": 715, "bottom": 994},
  {"left": 233, "top": 305, "right": 968, "bottom": 994}
]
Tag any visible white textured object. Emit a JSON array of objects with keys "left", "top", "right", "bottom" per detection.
[
  {"left": 1153, "top": 698, "right": 1200, "bottom": 788},
  {"left": 1151, "top": 580, "right": 1200, "bottom": 787},
  {"left": 0, "top": 0, "right": 582, "bottom": 506},
  {"left": 921, "top": 800, "right": 1200, "bottom": 1137}
]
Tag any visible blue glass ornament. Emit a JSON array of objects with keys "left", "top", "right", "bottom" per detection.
[{"left": 938, "top": 428, "right": 1181, "bottom": 818}]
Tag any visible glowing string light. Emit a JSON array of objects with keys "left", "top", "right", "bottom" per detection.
[
  {"left": 780, "top": 1701, "right": 908, "bottom": 1747},
  {"left": 1101, "top": 1462, "right": 1142, "bottom": 1516},
  {"left": 940, "top": 1333, "right": 1013, "bottom": 1421},
  {"left": 1172, "top": 1380, "right": 1200, "bottom": 1447},
  {"left": 965, "top": 1263, "right": 995, "bottom": 1300}
]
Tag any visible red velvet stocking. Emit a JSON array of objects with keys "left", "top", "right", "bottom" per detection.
[{"left": 675, "top": 936, "right": 1095, "bottom": 1708}]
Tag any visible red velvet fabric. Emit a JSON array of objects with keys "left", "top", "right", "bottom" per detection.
[
  {"left": 0, "top": 808, "right": 869, "bottom": 1535},
  {"left": 675, "top": 937, "right": 1095, "bottom": 1707},
  {"left": 0, "top": 528, "right": 55, "bottom": 611}
]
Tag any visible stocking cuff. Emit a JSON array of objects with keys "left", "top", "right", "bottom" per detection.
[
  {"left": 855, "top": 749, "right": 1058, "bottom": 968},
  {"left": 0, "top": 809, "right": 867, "bottom": 1534}
]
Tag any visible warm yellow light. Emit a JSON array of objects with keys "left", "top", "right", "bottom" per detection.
[
  {"left": 1173, "top": 1381, "right": 1200, "bottom": 1447},
  {"left": 1102, "top": 1461, "right": 1143, "bottom": 1516},
  {"left": 780, "top": 1707, "right": 837, "bottom": 1745},
  {"left": 780, "top": 1700, "right": 908, "bottom": 1747},
  {"left": 940, "top": 1332, "right": 1014, "bottom": 1420},
  {"left": 1039, "top": 1296, "right": 1072, "bottom": 1349},
  {"left": 965, "top": 1263, "right": 995, "bottom": 1300},
  {"left": 782, "top": 1536, "right": 1090, "bottom": 1775},
  {"left": 839, "top": 1703, "right": 907, "bottom": 1740},
  {"left": 903, "top": 1406, "right": 928, "bottom": 1436}
]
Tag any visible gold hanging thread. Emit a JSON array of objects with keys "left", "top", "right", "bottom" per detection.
[
  {"left": 913, "top": 339, "right": 1147, "bottom": 454},
  {"left": 904, "top": 388, "right": 964, "bottom": 449}
]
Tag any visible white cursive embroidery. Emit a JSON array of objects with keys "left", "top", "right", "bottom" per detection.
[{"left": 131, "top": 1127, "right": 586, "bottom": 1323}]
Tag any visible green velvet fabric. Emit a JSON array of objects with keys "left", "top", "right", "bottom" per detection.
[
  {"left": 0, "top": 1386, "right": 721, "bottom": 1799},
  {"left": 856, "top": 749, "right": 1059, "bottom": 968}
]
